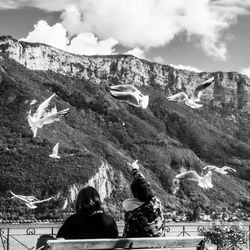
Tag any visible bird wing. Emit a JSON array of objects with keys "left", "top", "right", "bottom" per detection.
[
  {"left": 221, "top": 166, "right": 236, "bottom": 172},
  {"left": 203, "top": 165, "right": 217, "bottom": 171},
  {"left": 33, "top": 93, "right": 56, "bottom": 120},
  {"left": 11, "top": 194, "right": 30, "bottom": 203},
  {"left": 32, "top": 197, "right": 54, "bottom": 204},
  {"left": 191, "top": 76, "right": 214, "bottom": 101},
  {"left": 110, "top": 84, "right": 139, "bottom": 93},
  {"left": 52, "top": 143, "right": 59, "bottom": 155},
  {"left": 110, "top": 91, "right": 140, "bottom": 107},
  {"left": 167, "top": 92, "right": 189, "bottom": 102},
  {"left": 36, "top": 108, "right": 69, "bottom": 128},
  {"left": 27, "top": 114, "right": 38, "bottom": 137},
  {"left": 175, "top": 170, "right": 200, "bottom": 180}
]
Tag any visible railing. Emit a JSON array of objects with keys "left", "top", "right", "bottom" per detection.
[{"left": 0, "top": 221, "right": 249, "bottom": 250}]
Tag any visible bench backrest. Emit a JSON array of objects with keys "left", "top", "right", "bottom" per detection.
[{"left": 48, "top": 236, "right": 204, "bottom": 250}]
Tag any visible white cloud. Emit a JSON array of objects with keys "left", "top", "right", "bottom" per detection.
[
  {"left": 124, "top": 48, "right": 145, "bottom": 59},
  {"left": 240, "top": 67, "right": 250, "bottom": 77},
  {"left": 21, "top": 20, "right": 69, "bottom": 50},
  {"left": 170, "top": 64, "right": 202, "bottom": 72},
  {"left": 58, "top": 0, "right": 250, "bottom": 61},
  {"left": 21, "top": 20, "right": 118, "bottom": 56},
  {"left": 3, "top": 0, "right": 250, "bottom": 61},
  {"left": 154, "top": 56, "right": 165, "bottom": 64}
]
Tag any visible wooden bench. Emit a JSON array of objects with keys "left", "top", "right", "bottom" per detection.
[{"left": 48, "top": 236, "right": 205, "bottom": 250}]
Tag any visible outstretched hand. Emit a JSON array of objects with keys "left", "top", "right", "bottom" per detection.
[{"left": 127, "top": 160, "right": 139, "bottom": 171}]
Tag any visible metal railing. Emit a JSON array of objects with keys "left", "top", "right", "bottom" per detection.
[{"left": 0, "top": 221, "right": 249, "bottom": 250}]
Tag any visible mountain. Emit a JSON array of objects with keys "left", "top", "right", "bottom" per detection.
[{"left": 0, "top": 36, "right": 249, "bottom": 221}]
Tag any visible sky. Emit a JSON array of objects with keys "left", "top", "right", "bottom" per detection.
[{"left": 0, "top": 0, "right": 249, "bottom": 76}]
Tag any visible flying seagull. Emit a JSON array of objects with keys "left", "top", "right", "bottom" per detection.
[
  {"left": 167, "top": 76, "right": 214, "bottom": 109},
  {"left": 110, "top": 84, "right": 149, "bottom": 109},
  {"left": 10, "top": 191, "right": 54, "bottom": 209},
  {"left": 203, "top": 165, "right": 236, "bottom": 175},
  {"left": 175, "top": 170, "right": 213, "bottom": 189},
  {"left": 49, "top": 143, "right": 60, "bottom": 159},
  {"left": 27, "top": 93, "right": 69, "bottom": 137}
]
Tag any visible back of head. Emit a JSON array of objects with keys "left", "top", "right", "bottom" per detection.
[
  {"left": 130, "top": 179, "right": 154, "bottom": 202},
  {"left": 75, "top": 186, "right": 102, "bottom": 214}
]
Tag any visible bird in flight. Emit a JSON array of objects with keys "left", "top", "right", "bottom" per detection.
[
  {"left": 203, "top": 165, "right": 236, "bottom": 175},
  {"left": 49, "top": 143, "right": 61, "bottom": 159},
  {"left": 10, "top": 191, "right": 54, "bottom": 209},
  {"left": 175, "top": 170, "right": 213, "bottom": 189},
  {"left": 167, "top": 76, "right": 214, "bottom": 109},
  {"left": 110, "top": 84, "right": 149, "bottom": 109},
  {"left": 27, "top": 93, "right": 69, "bottom": 137}
]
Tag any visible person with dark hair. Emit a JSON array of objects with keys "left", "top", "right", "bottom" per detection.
[
  {"left": 56, "top": 186, "right": 118, "bottom": 239},
  {"left": 122, "top": 160, "right": 166, "bottom": 237}
]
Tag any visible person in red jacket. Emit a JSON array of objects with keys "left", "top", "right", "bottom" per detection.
[{"left": 122, "top": 160, "right": 166, "bottom": 237}]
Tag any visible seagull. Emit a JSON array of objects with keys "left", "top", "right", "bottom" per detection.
[
  {"left": 49, "top": 143, "right": 60, "bottom": 159},
  {"left": 27, "top": 93, "right": 69, "bottom": 137},
  {"left": 203, "top": 165, "right": 236, "bottom": 175},
  {"left": 175, "top": 170, "right": 213, "bottom": 189},
  {"left": 110, "top": 84, "right": 149, "bottom": 109},
  {"left": 10, "top": 191, "right": 54, "bottom": 209},
  {"left": 167, "top": 76, "right": 214, "bottom": 109}
]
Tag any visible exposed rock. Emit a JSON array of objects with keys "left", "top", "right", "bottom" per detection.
[{"left": 0, "top": 36, "right": 249, "bottom": 111}]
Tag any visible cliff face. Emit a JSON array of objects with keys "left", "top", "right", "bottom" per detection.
[
  {"left": 0, "top": 36, "right": 249, "bottom": 220},
  {"left": 0, "top": 36, "right": 249, "bottom": 111}
]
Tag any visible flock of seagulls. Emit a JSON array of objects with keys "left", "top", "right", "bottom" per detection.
[
  {"left": 10, "top": 93, "right": 68, "bottom": 209},
  {"left": 10, "top": 75, "right": 236, "bottom": 209}
]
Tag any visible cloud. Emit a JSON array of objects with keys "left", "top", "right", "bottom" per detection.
[
  {"left": 124, "top": 48, "right": 145, "bottom": 59},
  {"left": 58, "top": 0, "right": 250, "bottom": 61},
  {"left": 170, "top": 64, "right": 202, "bottom": 72},
  {"left": 21, "top": 20, "right": 118, "bottom": 55},
  {"left": 21, "top": 20, "right": 69, "bottom": 50},
  {"left": 240, "top": 67, "right": 250, "bottom": 77},
  {"left": 2, "top": 0, "right": 250, "bottom": 60}
]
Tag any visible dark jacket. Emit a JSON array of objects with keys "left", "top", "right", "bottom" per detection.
[
  {"left": 57, "top": 210, "right": 118, "bottom": 239},
  {"left": 123, "top": 169, "right": 166, "bottom": 237}
]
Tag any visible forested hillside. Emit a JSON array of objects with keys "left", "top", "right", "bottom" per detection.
[{"left": 0, "top": 50, "right": 249, "bottom": 221}]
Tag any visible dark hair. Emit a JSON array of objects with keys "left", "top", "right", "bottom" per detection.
[
  {"left": 130, "top": 179, "right": 154, "bottom": 202},
  {"left": 75, "top": 186, "right": 102, "bottom": 213}
]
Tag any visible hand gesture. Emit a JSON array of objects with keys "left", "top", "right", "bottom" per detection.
[{"left": 127, "top": 160, "right": 139, "bottom": 170}]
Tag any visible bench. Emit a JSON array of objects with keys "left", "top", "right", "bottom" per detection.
[{"left": 48, "top": 236, "right": 205, "bottom": 250}]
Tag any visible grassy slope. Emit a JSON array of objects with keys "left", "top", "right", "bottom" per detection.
[{"left": 0, "top": 56, "right": 249, "bottom": 220}]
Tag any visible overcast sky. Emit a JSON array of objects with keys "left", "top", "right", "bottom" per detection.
[{"left": 0, "top": 0, "right": 249, "bottom": 76}]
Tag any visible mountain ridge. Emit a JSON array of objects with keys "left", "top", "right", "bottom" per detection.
[{"left": 0, "top": 36, "right": 249, "bottom": 221}]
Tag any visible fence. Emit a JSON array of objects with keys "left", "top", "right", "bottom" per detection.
[{"left": 0, "top": 221, "right": 249, "bottom": 250}]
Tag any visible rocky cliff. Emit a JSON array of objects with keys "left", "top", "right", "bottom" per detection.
[
  {"left": 0, "top": 36, "right": 249, "bottom": 221},
  {"left": 0, "top": 36, "right": 249, "bottom": 111}
]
